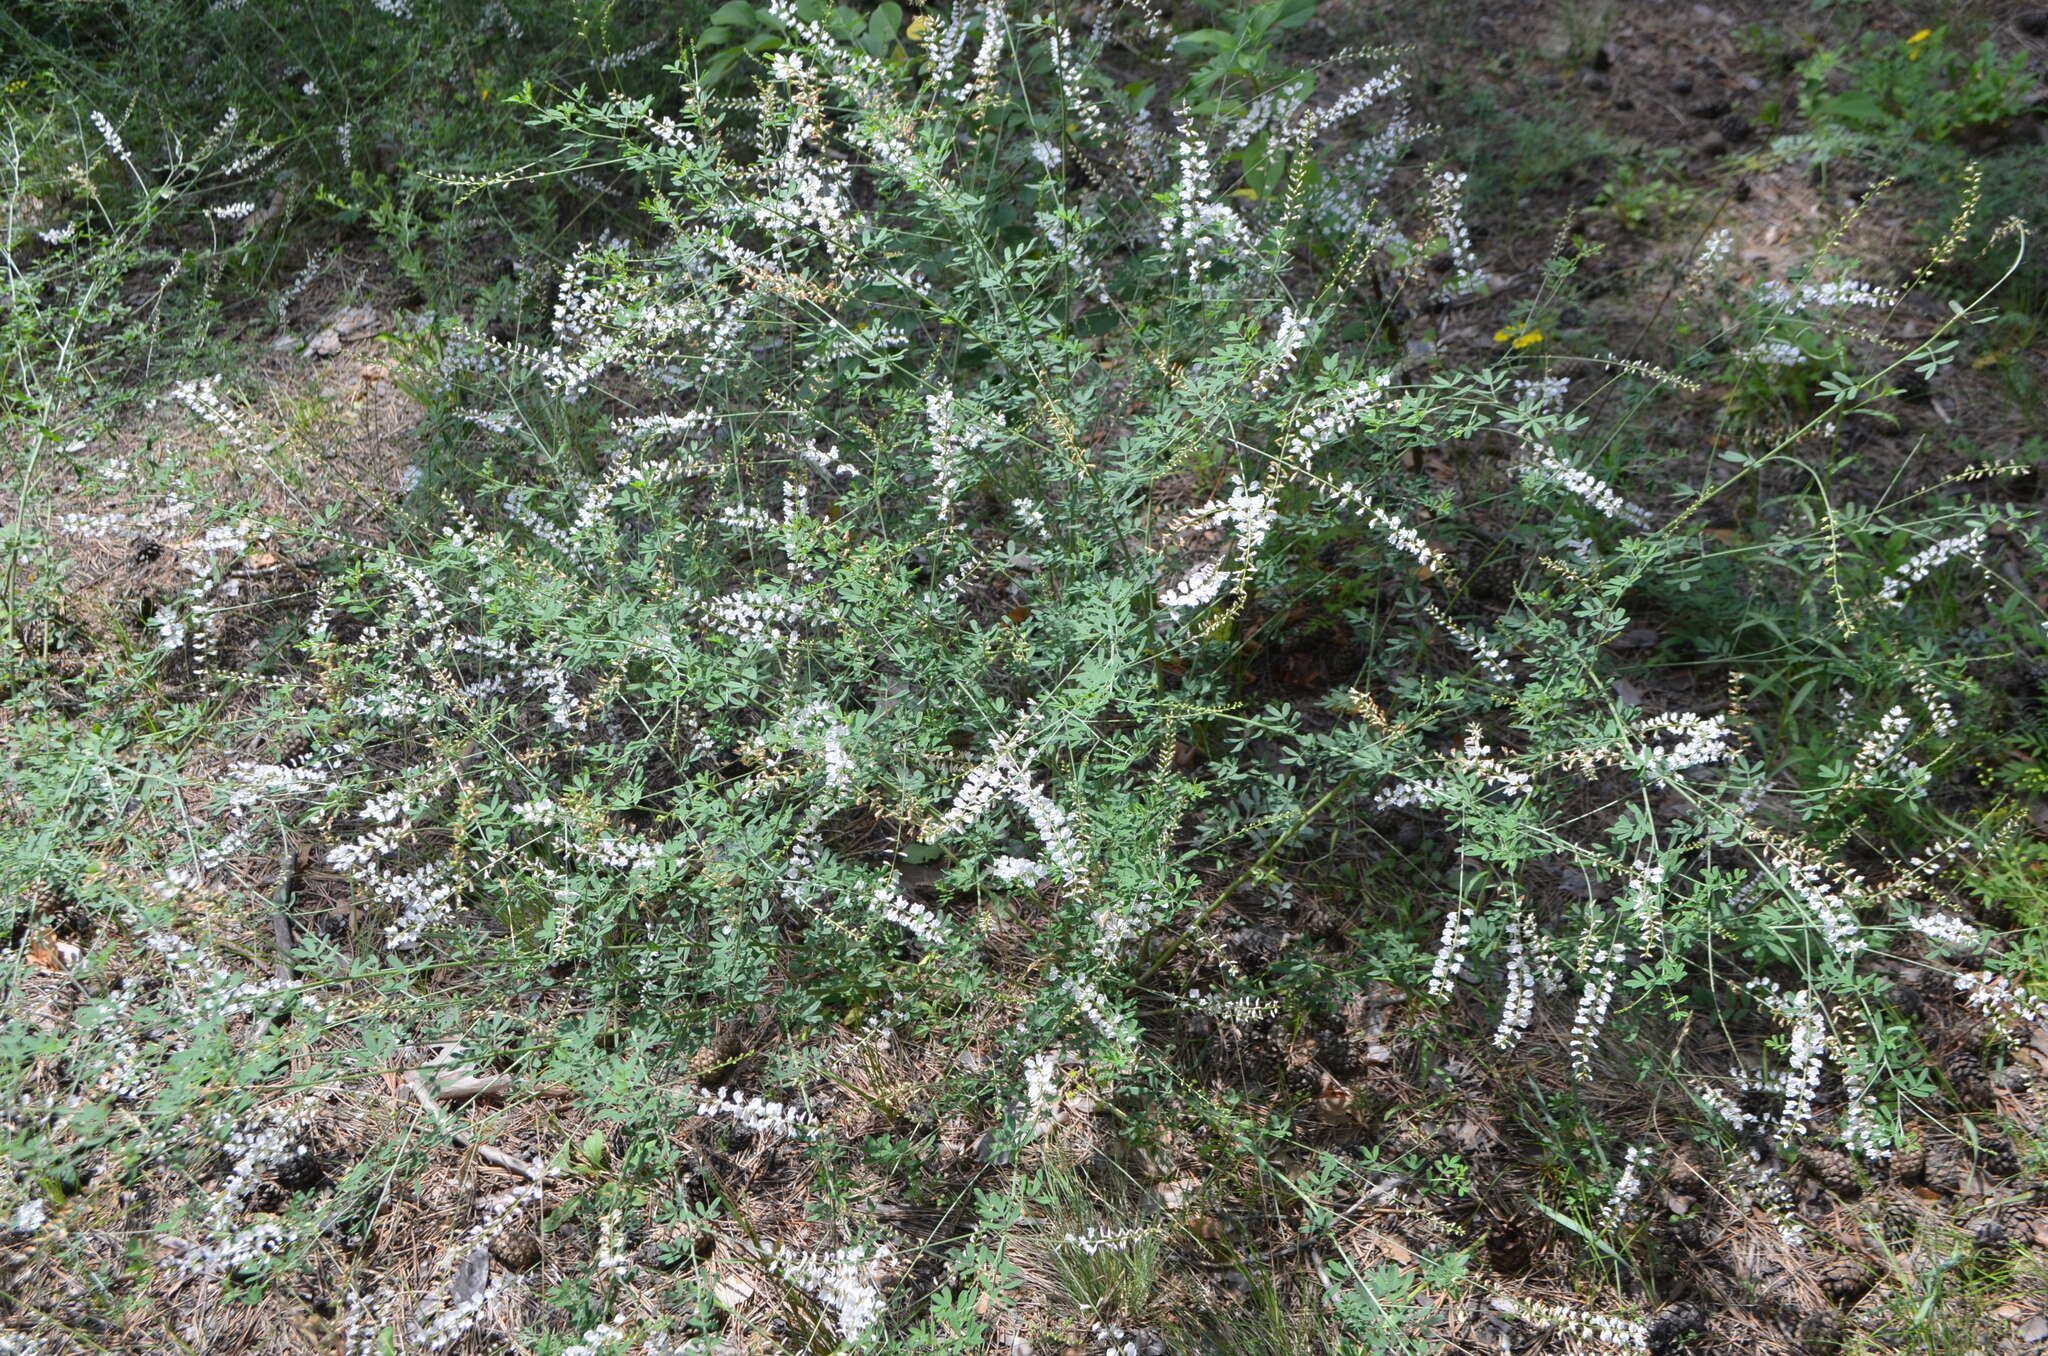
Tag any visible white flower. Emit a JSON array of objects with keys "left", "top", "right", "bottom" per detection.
[
  {"left": 1568, "top": 943, "right": 1622, "bottom": 1078},
  {"left": 992, "top": 855, "right": 1045, "bottom": 887},
  {"left": 1736, "top": 339, "right": 1806, "bottom": 366},
  {"left": 1954, "top": 970, "right": 2048, "bottom": 1031},
  {"left": 1874, "top": 529, "right": 1984, "bottom": 608},
  {"left": 705, "top": 588, "right": 809, "bottom": 649},
  {"left": 1512, "top": 374, "right": 1570, "bottom": 414},
  {"left": 1280, "top": 374, "right": 1392, "bottom": 466},
  {"left": 1022, "top": 1050, "right": 1063, "bottom": 1125},
  {"left": 1056, "top": 968, "right": 1132, "bottom": 1045},
  {"left": 1518, "top": 444, "right": 1652, "bottom": 529},
  {"left": 1157, "top": 557, "right": 1232, "bottom": 611},
  {"left": 1158, "top": 476, "right": 1278, "bottom": 613},
  {"left": 1695, "top": 228, "right": 1734, "bottom": 271},
  {"left": 759, "top": 1242, "right": 892, "bottom": 1345},
  {"left": 1759, "top": 276, "right": 1898, "bottom": 311},
  {"left": 1493, "top": 908, "right": 1538, "bottom": 1051},
  {"left": 1161, "top": 135, "right": 1252, "bottom": 284},
  {"left": 91, "top": 110, "right": 127, "bottom": 159},
  {"left": 875, "top": 879, "right": 952, "bottom": 948},
  {"left": 1326, "top": 482, "right": 1449, "bottom": 576},
  {"left": 694, "top": 1086, "right": 819, "bottom": 1140},
  {"left": 1060, "top": 1224, "right": 1149, "bottom": 1255},
  {"left": 1491, "top": 1296, "right": 1648, "bottom": 1352},
  {"left": 1909, "top": 912, "right": 1982, "bottom": 951},
  {"left": 1011, "top": 496, "right": 1048, "bottom": 537},
  {"left": 1771, "top": 853, "right": 1863, "bottom": 958},
  {"left": 1598, "top": 1145, "right": 1650, "bottom": 1231},
  {"left": 1426, "top": 904, "right": 1474, "bottom": 1000},
  {"left": 1633, "top": 711, "right": 1736, "bottom": 781}
]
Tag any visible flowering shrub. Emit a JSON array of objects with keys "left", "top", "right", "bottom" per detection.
[{"left": 6, "top": 1, "right": 2046, "bottom": 1352}]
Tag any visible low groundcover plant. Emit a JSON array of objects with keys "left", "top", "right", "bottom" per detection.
[{"left": 4, "top": 1, "right": 2045, "bottom": 1353}]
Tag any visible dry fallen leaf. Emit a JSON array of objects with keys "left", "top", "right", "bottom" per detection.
[{"left": 24, "top": 934, "right": 82, "bottom": 971}]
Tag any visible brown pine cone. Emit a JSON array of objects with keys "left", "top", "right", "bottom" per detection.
[
  {"left": 1813, "top": 1251, "right": 1876, "bottom": 1304},
  {"left": 1921, "top": 1141, "right": 1971, "bottom": 1195},
  {"left": 1314, "top": 1027, "right": 1355, "bottom": 1077},
  {"left": 1645, "top": 1303, "right": 1704, "bottom": 1356},
  {"left": 1483, "top": 1214, "right": 1538, "bottom": 1274},
  {"left": 1965, "top": 1131, "right": 2019, "bottom": 1179},
  {"left": 1798, "top": 1146, "right": 1861, "bottom": 1197},
  {"left": 1993, "top": 1197, "right": 2048, "bottom": 1248},
  {"left": 490, "top": 1228, "right": 542, "bottom": 1271},
  {"left": 1795, "top": 1308, "right": 1844, "bottom": 1353},
  {"left": 1943, "top": 1048, "right": 1996, "bottom": 1109}
]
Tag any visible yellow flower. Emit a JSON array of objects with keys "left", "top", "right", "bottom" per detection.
[
  {"left": 1494, "top": 322, "right": 1544, "bottom": 349},
  {"left": 1905, "top": 28, "right": 1932, "bottom": 59},
  {"left": 906, "top": 14, "right": 932, "bottom": 42}
]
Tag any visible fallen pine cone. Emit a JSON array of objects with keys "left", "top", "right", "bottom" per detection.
[{"left": 1798, "top": 1146, "right": 1860, "bottom": 1197}]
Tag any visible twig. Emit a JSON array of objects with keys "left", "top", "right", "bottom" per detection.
[{"left": 403, "top": 1072, "right": 547, "bottom": 1183}]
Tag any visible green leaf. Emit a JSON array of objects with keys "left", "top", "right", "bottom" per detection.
[
  {"left": 1274, "top": 0, "right": 1320, "bottom": 30},
  {"left": 866, "top": 2, "right": 902, "bottom": 47}
]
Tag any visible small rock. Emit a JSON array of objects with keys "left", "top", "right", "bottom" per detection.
[
  {"left": 1582, "top": 72, "right": 1612, "bottom": 93},
  {"left": 449, "top": 1246, "right": 491, "bottom": 1303},
  {"left": 1671, "top": 75, "right": 1695, "bottom": 95},
  {"left": 304, "top": 303, "right": 380, "bottom": 358},
  {"left": 1612, "top": 97, "right": 1635, "bottom": 111},
  {"left": 1688, "top": 99, "right": 1733, "bottom": 120},
  {"left": 2020, "top": 1315, "right": 2048, "bottom": 1343},
  {"left": 712, "top": 1270, "right": 759, "bottom": 1310},
  {"left": 1697, "top": 132, "right": 1730, "bottom": 157}
]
